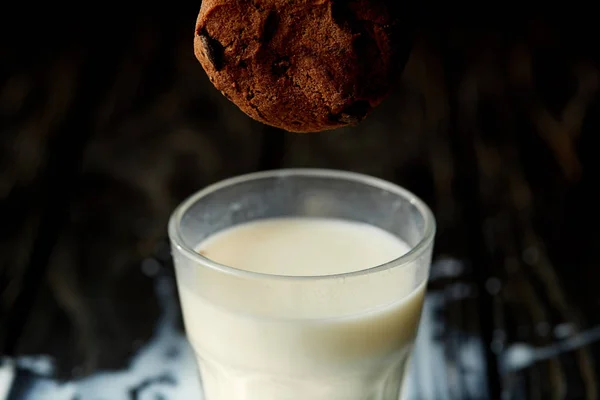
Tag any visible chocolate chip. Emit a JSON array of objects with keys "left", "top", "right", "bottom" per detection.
[
  {"left": 331, "top": 1, "right": 361, "bottom": 33},
  {"left": 198, "top": 29, "right": 224, "bottom": 71},
  {"left": 272, "top": 57, "right": 290, "bottom": 76},
  {"left": 352, "top": 32, "right": 377, "bottom": 59},
  {"left": 338, "top": 113, "right": 362, "bottom": 125},
  {"left": 220, "top": 90, "right": 232, "bottom": 101},
  {"left": 331, "top": 100, "right": 371, "bottom": 125},
  {"left": 262, "top": 11, "right": 280, "bottom": 44}
]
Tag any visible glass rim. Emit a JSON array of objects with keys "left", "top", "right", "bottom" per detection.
[{"left": 168, "top": 168, "right": 436, "bottom": 282}]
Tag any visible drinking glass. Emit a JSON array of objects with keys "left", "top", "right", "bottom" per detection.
[{"left": 168, "top": 169, "right": 435, "bottom": 400}]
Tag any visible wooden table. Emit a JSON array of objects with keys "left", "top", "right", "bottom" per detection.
[{"left": 1, "top": 8, "right": 600, "bottom": 400}]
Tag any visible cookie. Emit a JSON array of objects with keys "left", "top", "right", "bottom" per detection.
[{"left": 194, "top": 0, "right": 410, "bottom": 133}]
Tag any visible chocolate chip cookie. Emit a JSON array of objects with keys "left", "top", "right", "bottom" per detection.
[{"left": 194, "top": 0, "right": 410, "bottom": 132}]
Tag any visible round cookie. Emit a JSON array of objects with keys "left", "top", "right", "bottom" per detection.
[{"left": 194, "top": 0, "right": 410, "bottom": 133}]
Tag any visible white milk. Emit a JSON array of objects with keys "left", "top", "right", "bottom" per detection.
[{"left": 177, "top": 218, "right": 425, "bottom": 400}]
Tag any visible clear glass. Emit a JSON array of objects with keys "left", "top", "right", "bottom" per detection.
[{"left": 169, "top": 169, "right": 435, "bottom": 400}]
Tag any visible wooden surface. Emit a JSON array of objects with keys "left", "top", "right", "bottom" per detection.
[{"left": 1, "top": 8, "right": 600, "bottom": 399}]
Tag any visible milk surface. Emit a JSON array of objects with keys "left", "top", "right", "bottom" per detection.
[{"left": 177, "top": 217, "right": 425, "bottom": 400}]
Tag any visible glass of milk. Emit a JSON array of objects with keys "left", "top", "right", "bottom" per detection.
[{"left": 169, "top": 169, "right": 435, "bottom": 400}]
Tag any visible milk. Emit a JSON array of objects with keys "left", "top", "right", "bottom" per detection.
[{"left": 176, "top": 217, "right": 426, "bottom": 400}]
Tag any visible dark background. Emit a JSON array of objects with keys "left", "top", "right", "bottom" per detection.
[{"left": 1, "top": 5, "right": 600, "bottom": 399}]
